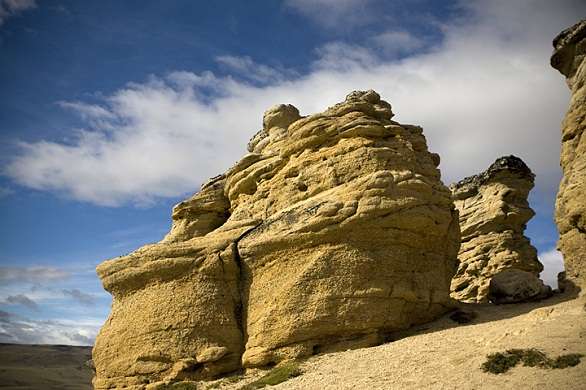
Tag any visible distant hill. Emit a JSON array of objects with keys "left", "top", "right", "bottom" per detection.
[{"left": 0, "top": 343, "right": 92, "bottom": 390}]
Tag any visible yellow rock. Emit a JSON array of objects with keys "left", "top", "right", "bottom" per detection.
[
  {"left": 551, "top": 19, "right": 586, "bottom": 292},
  {"left": 449, "top": 156, "right": 548, "bottom": 303},
  {"left": 93, "top": 90, "right": 460, "bottom": 388}
]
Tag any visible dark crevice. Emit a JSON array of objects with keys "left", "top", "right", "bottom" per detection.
[
  {"left": 230, "top": 222, "right": 264, "bottom": 357},
  {"left": 569, "top": 214, "right": 586, "bottom": 234},
  {"left": 312, "top": 344, "right": 322, "bottom": 355}
]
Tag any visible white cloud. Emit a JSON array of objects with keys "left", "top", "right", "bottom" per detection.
[
  {"left": 4, "top": 1, "right": 585, "bottom": 207},
  {"left": 371, "top": 30, "right": 424, "bottom": 55},
  {"left": 58, "top": 101, "right": 116, "bottom": 121},
  {"left": 539, "top": 248, "right": 565, "bottom": 289},
  {"left": 5, "top": 72, "right": 255, "bottom": 206},
  {"left": 215, "top": 55, "right": 292, "bottom": 84},
  {"left": 313, "top": 41, "right": 378, "bottom": 71},
  {"left": 0, "top": 0, "right": 36, "bottom": 26}
]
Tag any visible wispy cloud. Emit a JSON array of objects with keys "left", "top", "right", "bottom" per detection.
[
  {"left": 0, "top": 266, "right": 70, "bottom": 284},
  {"left": 5, "top": 294, "right": 38, "bottom": 311},
  {"left": 0, "top": 310, "right": 98, "bottom": 345},
  {"left": 371, "top": 30, "right": 425, "bottom": 55},
  {"left": 313, "top": 41, "right": 378, "bottom": 70},
  {"left": 0, "top": 186, "right": 14, "bottom": 198},
  {"left": 215, "top": 55, "right": 293, "bottom": 84},
  {"left": 0, "top": 0, "right": 36, "bottom": 26},
  {"left": 62, "top": 289, "right": 95, "bottom": 306},
  {"left": 0, "top": 264, "right": 105, "bottom": 305},
  {"left": 284, "top": 0, "right": 375, "bottom": 28},
  {"left": 58, "top": 101, "right": 116, "bottom": 121}
]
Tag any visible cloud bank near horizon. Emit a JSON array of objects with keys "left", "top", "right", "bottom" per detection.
[
  {"left": 0, "top": 310, "right": 99, "bottom": 345},
  {"left": 0, "top": 264, "right": 109, "bottom": 345}
]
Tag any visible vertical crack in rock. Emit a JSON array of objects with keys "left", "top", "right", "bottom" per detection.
[
  {"left": 450, "top": 156, "right": 551, "bottom": 303},
  {"left": 231, "top": 222, "right": 263, "bottom": 346},
  {"left": 93, "top": 90, "right": 461, "bottom": 388},
  {"left": 551, "top": 19, "right": 586, "bottom": 292}
]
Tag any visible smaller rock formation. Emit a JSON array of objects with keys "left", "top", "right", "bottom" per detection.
[
  {"left": 488, "top": 269, "right": 551, "bottom": 304},
  {"left": 450, "top": 156, "right": 550, "bottom": 303},
  {"left": 551, "top": 19, "right": 586, "bottom": 291}
]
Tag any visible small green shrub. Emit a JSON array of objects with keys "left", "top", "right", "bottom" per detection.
[
  {"left": 510, "top": 348, "right": 549, "bottom": 367},
  {"left": 551, "top": 353, "right": 583, "bottom": 369},
  {"left": 482, "top": 349, "right": 584, "bottom": 374},
  {"left": 240, "top": 362, "right": 302, "bottom": 389},
  {"left": 482, "top": 351, "right": 521, "bottom": 374}
]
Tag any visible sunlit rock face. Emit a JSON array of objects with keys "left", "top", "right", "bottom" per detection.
[
  {"left": 551, "top": 19, "right": 586, "bottom": 292},
  {"left": 93, "top": 90, "right": 460, "bottom": 389},
  {"left": 449, "top": 156, "right": 549, "bottom": 303}
]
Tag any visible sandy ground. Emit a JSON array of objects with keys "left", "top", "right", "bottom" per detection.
[
  {"left": 0, "top": 343, "right": 92, "bottom": 390},
  {"left": 209, "top": 292, "right": 586, "bottom": 390}
]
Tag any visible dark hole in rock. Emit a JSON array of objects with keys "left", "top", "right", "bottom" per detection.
[
  {"left": 285, "top": 169, "right": 299, "bottom": 178},
  {"left": 454, "top": 282, "right": 469, "bottom": 292}
]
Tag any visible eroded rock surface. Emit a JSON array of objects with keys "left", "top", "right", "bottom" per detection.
[
  {"left": 450, "top": 156, "right": 549, "bottom": 303},
  {"left": 551, "top": 19, "right": 586, "bottom": 291},
  {"left": 93, "top": 90, "right": 460, "bottom": 389},
  {"left": 488, "top": 269, "right": 551, "bottom": 304}
]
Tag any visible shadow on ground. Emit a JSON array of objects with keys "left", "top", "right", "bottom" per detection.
[{"left": 390, "top": 287, "right": 582, "bottom": 343}]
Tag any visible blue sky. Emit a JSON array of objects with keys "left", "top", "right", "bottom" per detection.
[{"left": 0, "top": 0, "right": 584, "bottom": 345}]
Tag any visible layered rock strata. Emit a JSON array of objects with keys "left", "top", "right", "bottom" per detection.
[
  {"left": 551, "top": 19, "right": 586, "bottom": 291},
  {"left": 93, "top": 90, "right": 460, "bottom": 389},
  {"left": 450, "top": 156, "right": 549, "bottom": 303}
]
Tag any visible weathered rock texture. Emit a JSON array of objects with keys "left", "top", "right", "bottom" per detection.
[
  {"left": 487, "top": 269, "right": 550, "bottom": 304},
  {"left": 551, "top": 19, "right": 586, "bottom": 291},
  {"left": 450, "top": 156, "right": 549, "bottom": 303},
  {"left": 93, "top": 90, "right": 460, "bottom": 389}
]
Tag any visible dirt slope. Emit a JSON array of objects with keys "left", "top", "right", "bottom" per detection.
[{"left": 210, "top": 293, "right": 586, "bottom": 390}]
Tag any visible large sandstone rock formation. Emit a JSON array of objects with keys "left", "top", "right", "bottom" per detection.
[
  {"left": 449, "top": 156, "right": 549, "bottom": 303},
  {"left": 551, "top": 19, "right": 586, "bottom": 291},
  {"left": 93, "top": 90, "right": 460, "bottom": 389}
]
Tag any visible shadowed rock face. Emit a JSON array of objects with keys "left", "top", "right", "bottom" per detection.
[
  {"left": 92, "top": 90, "right": 460, "bottom": 389},
  {"left": 450, "top": 156, "right": 549, "bottom": 303},
  {"left": 551, "top": 19, "right": 586, "bottom": 292}
]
